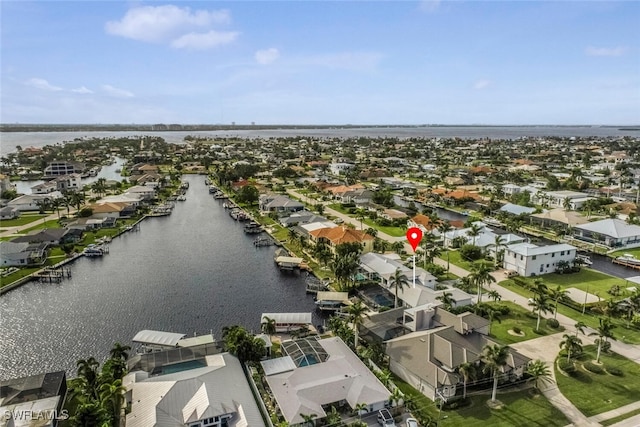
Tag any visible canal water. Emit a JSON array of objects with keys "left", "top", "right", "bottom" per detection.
[{"left": 0, "top": 175, "right": 321, "bottom": 380}]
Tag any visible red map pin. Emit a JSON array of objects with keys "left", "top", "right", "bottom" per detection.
[{"left": 406, "top": 227, "right": 423, "bottom": 252}]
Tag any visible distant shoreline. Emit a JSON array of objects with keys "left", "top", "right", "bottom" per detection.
[{"left": 2, "top": 124, "right": 639, "bottom": 133}]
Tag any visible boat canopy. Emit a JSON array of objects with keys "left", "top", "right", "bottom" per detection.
[
  {"left": 261, "top": 313, "right": 312, "bottom": 325},
  {"left": 132, "top": 330, "right": 186, "bottom": 347},
  {"left": 316, "top": 291, "right": 349, "bottom": 303}
]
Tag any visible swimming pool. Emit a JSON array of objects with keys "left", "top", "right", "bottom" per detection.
[
  {"left": 298, "top": 354, "right": 319, "bottom": 367},
  {"left": 152, "top": 359, "right": 207, "bottom": 376}
]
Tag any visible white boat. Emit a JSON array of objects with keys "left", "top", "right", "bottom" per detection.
[
  {"left": 576, "top": 254, "right": 592, "bottom": 266},
  {"left": 615, "top": 254, "right": 640, "bottom": 266},
  {"left": 83, "top": 244, "right": 104, "bottom": 257}
]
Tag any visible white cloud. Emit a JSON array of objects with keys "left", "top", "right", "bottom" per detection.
[
  {"left": 255, "top": 48, "right": 280, "bottom": 65},
  {"left": 170, "top": 30, "right": 239, "bottom": 50},
  {"left": 585, "top": 46, "right": 626, "bottom": 57},
  {"left": 308, "top": 52, "right": 383, "bottom": 71},
  {"left": 25, "top": 78, "right": 62, "bottom": 91},
  {"left": 474, "top": 79, "right": 490, "bottom": 90},
  {"left": 102, "top": 84, "right": 134, "bottom": 98},
  {"left": 72, "top": 86, "right": 93, "bottom": 94},
  {"left": 419, "top": 0, "right": 441, "bottom": 13},
  {"left": 105, "top": 5, "right": 232, "bottom": 44}
]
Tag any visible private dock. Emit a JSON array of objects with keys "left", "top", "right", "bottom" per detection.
[
  {"left": 305, "top": 274, "right": 329, "bottom": 294},
  {"left": 253, "top": 236, "right": 274, "bottom": 247},
  {"left": 612, "top": 258, "right": 640, "bottom": 270},
  {"left": 34, "top": 267, "right": 72, "bottom": 283}
]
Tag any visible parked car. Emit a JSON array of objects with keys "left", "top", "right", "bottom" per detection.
[
  {"left": 406, "top": 418, "right": 419, "bottom": 427},
  {"left": 377, "top": 408, "right": 396, "bottom": 427},
  {"left": 505, "top": 269, "right": 518, "bottom": 277}
]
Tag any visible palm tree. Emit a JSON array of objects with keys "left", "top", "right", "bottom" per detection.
[
  {"left": 76, "top": 357, "right": 101, "bottom": 400},
  {"left": 389, "top": 268, "right": 410, "bottom": 308},
  {"left": 563, "top": 197, "right": 571, "bottom": 211},
  {"left": 549, "top": 285, "right": 570, "bottom": 320},
  {"left": 529, "top": 293, "right": 554, "bottom": 331},
  {"left": 355, "top": 208, "right": 366, "bottom": 230},
  {"left": 560, "top": 334, "right": 583, "bottom": 361},
  {"left": 469, "top": 263, "right": 496, "bottom": 303},
  {"left": 325, "top": 406, "right": 341, "bottom": 426},
  {"left": 92, "top": 178, "right": 107, "bottom": 197},
  {"left": 485, "top": 305, "right": 502, "bottom": 335},
  {"left": 481, "top": 344, "right": 510, "bottom": 402},
  {"left": 458, "top": 362, "right": 477, "bottom": 399},
  {"left": 526, "top": 360, "right": 552, "bottom": 391},
  {"left": 353, "top": 402, "right": 368, "bottom": 420},
  {"left": 261, "top": 316, "right": 277, "bottom": 338},
  {"left": 467, "top": 223, "right": 483, "bottom": 246},
  {"left": 391, "top": 241, "right": 405, "bottom": 255},
  {"left": 365, "top": 227, "right": 378, "bottom": 238},
  {"left": 574, "top": 321, "right": 586, "bottom": 337},
  {"left": 99, "top": 379, "right": 126, "bottom": 425},
  {"left": 487, "top": 290, "right": 502, "bottom": 302},
  {"left": 491, "top": 235, "right": 507, "bottom": 269},
  {"left": 589, "top": 317, "right": 616, "bottom": 363},
  {"left": 436, "top": 291, "right": 456, "bottom": 310},
  {"left": 388, "top": 387, "right": 404, "bottom": 406},
  {"left": 109, "top": 342, "right": 130, "bottom": 361},
  {"left": 347, "top": 300, "right": 368, "bottom": 349},
  {"left": 299, "top": 413, "right": 317, "bottom": 427}
]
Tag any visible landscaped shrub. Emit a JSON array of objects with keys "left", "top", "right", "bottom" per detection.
[
  {"left": 605, "top": 365, "right": 623, "bottom": 376},
  {"left": 495, "top": 304, "right": 511, "bottom": 315},
  {"left": 546, "top": 318, "right": 560, "bottom": 329},
  {"left": 460, "top": 244, "right": 482, "bottom": 261},
  {"left": 558, "top": 358, "right": 576, "bottom": 375},
  {"left": 512, "top": 326, "right": 522, "bottom": 334},
  {"left": 584, "top": 361, "right": 605, "bottom": 374}
]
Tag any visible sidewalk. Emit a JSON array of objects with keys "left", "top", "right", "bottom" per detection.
[
  {"left": 589, "top": 400, "right": 640, "bottom": 424},
  {"left": 0, "top": 209, "right": 72, "bottom": 238}
]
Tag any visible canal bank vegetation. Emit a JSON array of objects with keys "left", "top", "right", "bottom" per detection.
[{"left": 61, "top": 343, "right": 131, "bottom": 427}]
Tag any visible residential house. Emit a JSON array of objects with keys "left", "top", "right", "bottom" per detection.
[
  {"left": 329, "top": 162, "right": 355, "bottom": 175},
  {"left": 0, "top": 241, "right": 48, "bottom": 267},
  {"left": 124, "top": 185, "right": 156, "bottom": 201},
  {"left": 385, "top": 304, "right": 530, "bottom": 400},
  {"left": 98, "top": 194, "right": 143, "bottom": 207},
  {"left": 11, "top": 228, "right": 72, "bottom": 246},
  {"left": 43, "top": 161, "right": 85, "bottom": 176},
  {"left": 530, "top": 208, "right": 591, "bottom": 229},
  {"left": 531, "top": 190, "right": 593, "bottom": 210},
  {"left": 0, "top": 206, "right": 19, "bottom": 220},
  {"left": 124, "top": 350, "right": 264, "bottom": 427},
  {"left": 31, "top": 181, "right": 58, "bottom": 194},
  {"left": 88, "top": 202, "right": 130, "bottom": 219},
  {"left": 262, "top": 337, "right": 391, "bottom": 425},
  {"left": 279, "top": 210, "right": 328, "bottom": 227},
  {"left": 381, "top": 208, "right": 408, "bottom": 221},
  {"left": 7, "top": 193, "right": 63, "bottom": 212},
  {"left": 359, "top": 252, "right": 437, "bottom": 290},
  {"left": 0, "top": 371, "right": 67, "bottom": 427},
  {"left": 443, "top": 222, "right": 525, "bottom": 254},
  {"left": 573, "top": 218, "right": 640, "bottom": 250},
  {"left": 259, "top": 194, "right": 304, "bottom": 214},
  {"left": 503, "top": 242, "right": 577, "bottom": 276},
  {"left": 53, "top": 174, "right": 82, "bottom": 192},
  {"left": 309, "top": 226, "right": 374, "bottom": 253},
  {"left": 498, "top": 203, "right": 537, "bottom": 216}
]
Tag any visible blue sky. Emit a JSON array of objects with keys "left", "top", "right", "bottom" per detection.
[{"left": 1, "top": 1, "right": 638, "bottom": 125}]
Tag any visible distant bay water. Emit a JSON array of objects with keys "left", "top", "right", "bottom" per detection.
[{"left": 1, "top": 126, "right": 638, "bottom": 154}]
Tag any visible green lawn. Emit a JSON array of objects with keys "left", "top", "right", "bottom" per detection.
[
  {"left": 440, "top": 390, "right": 568, "bottom": 427},
  {"left": 327, "top": 204, "right": 406, "bottom": 237},
  {"left": 393, "top": 373, "right": 567, "bottom": 427},
  {"left": 0, "top": 214, "right": 48, "bottom": 227},
  {"left": 499, "top": 279, "right": 640, "bottom": 344},
  {"left": 21, "top": 219, "right": 61, "bottom": 233},
  {"left": 487, "top": 301, "right": 561, "bottom": 344},
  {"left": 555, "top": 345, "right": 640, "bottom": 417},
  {"left": 600, "top": 408, "right": 640, "bottom": 426},
  {"left": 518, "top": 268, "right": 629, "bottom": 300},
  {"left": 443, "top": 250, "right": 495, "bottom": 272}
]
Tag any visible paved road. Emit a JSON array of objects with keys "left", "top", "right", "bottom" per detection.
[{"left": 0, "top": 209, "right": 73, "bottom": 238}]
